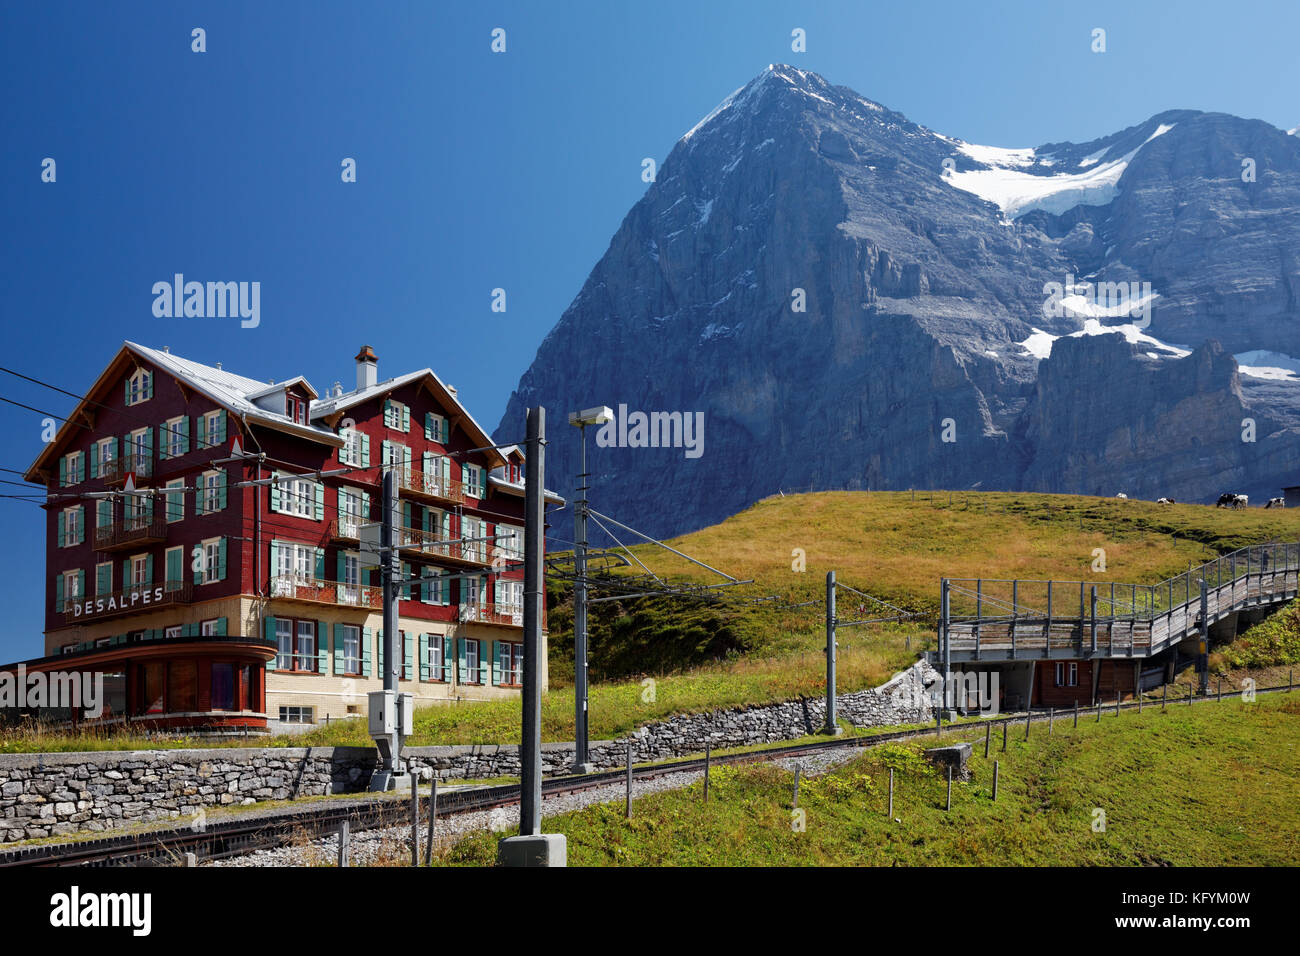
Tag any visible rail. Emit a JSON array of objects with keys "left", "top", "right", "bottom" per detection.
[{"left": 941, "top": 542, "right": 1300, "bottom": 660}]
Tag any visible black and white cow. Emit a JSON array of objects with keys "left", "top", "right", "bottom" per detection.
[
  {"left": 1157, "top": 497, "right": 1176, "bottom": 504},
  {"left": 1216, "top": 493, "right": 1249, "bottom": 509},
  {"left": 1266, "top": 497, "right": 1286, "bottom": 509}
]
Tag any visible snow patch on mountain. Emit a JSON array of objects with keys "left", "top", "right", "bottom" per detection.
[
  {"left": 945, "top": 124, "right": 1176, "bottom": 218},
  {"left": 1018, "top": 319, "right": 1189, "bottom": 360},
  {"left": 1235, "top": 350, "right": 1300, "bottom": 381}
]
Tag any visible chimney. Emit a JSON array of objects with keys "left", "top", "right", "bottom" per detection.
[{"left": 355, "top": 345, "right": 378, "bottom": 391}]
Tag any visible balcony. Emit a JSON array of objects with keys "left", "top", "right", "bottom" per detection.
[
  {"left": 62, "top": 581, "right": 193, "bottom": 624},
  {"left": 458, "top": 603, "right": 523, "bottom": 627},
  {"left": 270, "top": 574, "right": 384, "bottom": 609},
  {"left": 396, "top": 525, "right": 496, "bottom": 567},
  {"left": 94, "top": 515, "right": 168, "bottom": 552},
  {"left": 391, "top": 467, "right": 465, "bottom": 505},
  {"left": 102, "top": 453, "right": 153, "bottom": 486},
  {"left": 328, "top": 517, "right": 362, "bottom": 542}
]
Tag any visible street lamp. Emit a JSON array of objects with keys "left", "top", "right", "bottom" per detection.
[{"left": 567, "top": 406, "right": 613, "bottom": 772}]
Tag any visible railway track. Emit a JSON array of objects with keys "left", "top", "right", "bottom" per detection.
[{"left": 2, "top": 681, "right": 1291, "bottom": 867}]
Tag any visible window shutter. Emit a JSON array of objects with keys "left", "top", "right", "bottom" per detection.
[
  {"left": 328, "top": 623, "right": 341, "bottom": 675},
  {"left": 97, "top": 499, "right": 110, "bottom": 528},
  {"left": 124, "top": 379, "right": 131, "bottom": 405},
  {"left": 145, "top": 554, "right": 154, "bottom": 584},
  {"left": 264, "top": 614, "right": 277, "bottom": 645},
  {"left": 422, "top": 451, "right": 433, "bottom": 485},
  {"left": 55, "top": 572, "right": 64, "bottom": 610},
  {"left": 270, "top": 474, "right": 282, "bottom": 512},
  {"left": 361, "top": 626, "right": 372, "bottom": 677},
  {"left": 159, "top": 425, "right": 169, "bottom": 461},
  {"left": 492, "top": 641, "right": 503, "bottom": 686},
  {"left": 180, "top": 416, "right": 190, "bottom": 454},
  {"left": 217, "top": 471, "right": 227, "bottom": 511},
  {"left": 317, "top": 621, "right": 329, "bottom": 674},
  {"left": 361, "top": 433, "right": 370, "bottom": 466},
  {"left": 336, "top": 551, "right": 346, "bottom": 584},
  {"left": 377, "top": 629, "right": 384, "bottom": 674},
  {"left": 314, "top": 547, "right": 325, "bottom": 581},
  {"left": 57, "top": 511, "right": 66, "bottom": 548},
  {"left": 383, "top": 400, "right": 392, "bottom": 428},
  {"left": 269, "top": 540, "right": 281, "bottom": 582},
  {"left": 166, "top": 548, "right": 181, "bottom": 588},
  {"left": 402, "top": 501, "right": 412, "bottom": 535},
  {"left": 478, "top": 641, "right": 489, "bottom": 685},
  {"left": 419, "top": 633, "right": 429, "bottom": 680},
  {"left": 424, "top": 413, "right": 432, "bottom": 441},
  {"left": 313, "top": 482, "right": 324, "bottom": 521},
  {"left": 404, "top": 632, "right": 414, "bottom": 680},
  {"left": 77, "top": 569, "right": 85, "bottom": 601},
  {"left": 145, "top": 371, "right": 153, "bottom": 399},
  {"left": 90, "top": 444, "right": 99, "bottom": 478},
  {"left": 382, "top": 440, "right": 391, "bottom": 471},
  {"left": 96, "top": 563, "right": 109, "bottom": 595},
  {"left": 124, "top": 558, "right": 132, "bottom": 588},
  {"left": 59, "top": 455, "right": 67, "bottom": 488},
  {"left": 217, "top": 537, "right": 227, "bottom": 581},
  {"left": 442, "top": 417, "right": 449, "bottom": 443},
  {"left": 197, "top": 414, "right": 208, "bottom": 451},
  {"left": 401, "top": 404, "right": 410, "bottom": 432},
  {"left": 456, "top": 638, "right": 467, "bottom": 685}
]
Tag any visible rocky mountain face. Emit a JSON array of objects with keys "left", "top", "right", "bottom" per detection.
[{"left": 500, "top": 65, "right": 1300, "bottom": 538}]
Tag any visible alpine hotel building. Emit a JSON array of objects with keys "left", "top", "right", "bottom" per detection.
[{"left": 14, "top": 342, "right": 553, "bottom": 733}]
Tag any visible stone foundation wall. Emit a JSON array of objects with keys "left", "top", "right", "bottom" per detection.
[{"left": 0, "top": 661, "right": 940, "bottom": 842}]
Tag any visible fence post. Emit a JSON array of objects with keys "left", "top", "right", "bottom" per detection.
[
  {"left": 984, "top": 722, "right": 991, "bottom": 759},
  {"left": 703, "top": 742, "right": 710, "bottom": 803},
  {"left": 1117, "top": 695, "right": 1122, "bottom": 716},
  {"left": 337, "top": 819, "right": 350, "bottom": 868},
  {"left": 1048, "top": 707, "right": 1054, "bottom": 736},
  {"left": 1096, "top": 699, "right": 1102, "bottom": 722},
  {"left": 888, "top": 768, "right": 895, "bottom": 819},
  {"left": 1162, "top": 683, "right": 1167, "bottom": 711},
  {"left": 1073, "top": 700, "right": 1078, "bottom": 728},
  {"left": 1024, "top": 710, "right": 1031, "bottom": 741},
  {"left": 1090, "top": 586, "right": 1098, "bottom": 653},
  {"left": 625, "top": 741, "right": 633, "bottom": 818},
  {"left": 424, "top": 777, "right": 437, "bottom": 866},
  {"left": 992, "top": 761, "right": 1000, "bottom": 801},
  {"left": 1002, "top": 720, "right": 1008, "bottom": 752}
]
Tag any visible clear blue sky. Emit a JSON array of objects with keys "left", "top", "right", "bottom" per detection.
[{"left": 1, "top": 0, "right": 1296, "bottom": 659}]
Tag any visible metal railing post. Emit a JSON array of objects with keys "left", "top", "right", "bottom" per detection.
[{"left": 1090, "top": 586, "right": 1098, "bottom": 653}]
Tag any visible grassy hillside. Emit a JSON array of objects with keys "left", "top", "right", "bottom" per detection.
[
  {"left": 442, "top": 691, "right": 1300, "bottom": 867},
  {"left": 546, "top": 490, "right": 1300, "bottom": 683}
]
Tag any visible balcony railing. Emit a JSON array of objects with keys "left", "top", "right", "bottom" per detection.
[
  {"left": 94, "top": 514, "right": 168, "bottom": 551},
  {"left": 101, "top": 453, "right": 152, "bottom": 485},
  {"left": 395, "top": 525, "right": 493, "bottom": 566},
  {"left": 270, "top": 574, "right": 384, "bottom": 609},
  {"left": 62, "top": 580, "right": 193, "bottom": 624},
  {"left": 328, "top": 517, "right": 362, "bottom": 541},
  {"left": 391, "top": 466, "right": 465, "bottom": 505},
  {"left": 458, "top": 603, "right": 523, "bottom": 627}
]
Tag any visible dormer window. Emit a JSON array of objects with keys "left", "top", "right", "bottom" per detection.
[
  {"left": 288, "top": 393, "right": 307, "bottom": 424},
  {"left": 126, "top": 368, "right": 153, "bottom": 406}
]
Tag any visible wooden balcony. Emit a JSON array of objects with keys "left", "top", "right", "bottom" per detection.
[
  {"left": 392, "top": 467, "right": 465, "bottom": 505},
  {"left": 458, "top": 603, "right": 523, "bottom": 627},
  {"left": 94, "top": 515, "right": 168, "bottom": 552},
  {"left": 62, "top": 581, "right": 193, "bottom": 624},
  {"left": 270, "top": 575, "right": 384, "bottom": 609},
  {"left": 101, "top": 453, "right": 153, "bottom": 486},
  {"left": 396, "top": 525, "right": 494, "bottom": 567},
  {"left": 327, "top": 517, "right": 362, "bottom": 542}
]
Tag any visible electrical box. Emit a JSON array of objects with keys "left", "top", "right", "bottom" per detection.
[{"left": 368, "top": 690, "right": 413, "bottom": 737}]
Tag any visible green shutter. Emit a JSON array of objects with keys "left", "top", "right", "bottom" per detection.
[
  {"left": 166, "top": 547, "right": 181, "bottom": 588},
  {"left": 313, "top": 482, "right": 324, "bottom": 520},
  {"left": 145, "top": 554, "right": 154, "bottom": 584},
  {"left": 332, "top": 623, "right": 343, "bottom": 675},
  {"left": 96, "top": 563, "right": 110, "bottom": 595},
  {"left": 76, "top": 569, "right": 85, "bottom": 602},
  {"left": 314, "top": 547, "right": 325, "bottom": 581},
  {"left": 336, "top": 551, "right": 346, "bottom": 584},
  {"left": 270, "top": 474, "right": 282, "bottom": 512},
  {"left": 377, "top": 629, "right": 384, "bottom": 674},
  {"left": 492, "top": 641, "right": 503, "bottom": 686},
  {"left": 58, "top": 455, "right": 67, "bottom": 487},
  {"left": 57, "top": 511, "right": 66, "bottom": 547},
  {"left": 361, "top": 626, "right": 372, "bottom": 677},
  {"left": 424, "top": 413, "right": 433, "bottom": 440},
  {"left": 419, "top": 633, "right": 429, "bottom": 680},
  {"left": 270, "top": 540, "right": 281, "bottom": 582},
  {"left": 404, "top": 632, "right": 414, "bottom": 680},
  {"left": 217, "top": 471, "right": 227, "bottom": 510},
  {"left": 317, "top": 621, "right": 329, "bottom": 673},
  {"left": 381, "top": 440, "right": 391, "bottom": 471},
  {"left": 361, "top": 433, "right": 370, "bottom": 466},
  {"left": 457, "top": 638, "right": 467, "bottom": 685},
  {"left": 197, "top": 414, "right": 208, "bottom": 451},
  {"left": 55, "top": 572, "right": 64, "bottom": 610},
  {"left": 264, "top": 614, "right": 277, "bottom": 646},
  {"left": 142, "top": 428, "right": 152, "bottom": 460},
  {"left": 217, "top": 537, "right": 227, "bottom": 581},
  {"left": 401, "top": 404, "right": 410, "bottom": 432},
  {"left": 216, "top": 617, "right": 227, "bottom": 636},
  {"left": 90, "top": 444, "right": 99, "bottom": 478},
  {"left": 180, "top": 416, "right": 190, "bottom": 454}
]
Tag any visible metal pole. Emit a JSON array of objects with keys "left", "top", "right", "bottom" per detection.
[
  {"left": 519, "top": 407, "right": 545, "bottom": 837},
  {"left": 984, "top": 722, "right": 991, "bottom": 759},
  {"left": 573, "top": 424, "right": 590, "bottom": 770},
  {"left": 946, "top": 765, "right": 952, "bottom": 812},
  {"left": 1090, "top": 585, "right": 1098, "bottom": 653},
  {"left": 825, "top": 570, "right": 838, "bottom": 734},
  {"left": 704, "top": 742, "right": 710, "bottom": 803},
  {"left": 940, "top": 577, "right": 950, "bottom": 720},
  {"left": 1002, "top": 720, "right": 1008, "bottom": 752},
  {"left": 424, "top": 777, "right": 437, "bottom": 866},
  {"left": 992, "top": 760, "right": 999, "bottom": 801},
  {"left": 625, "top": 741, "right": 632, "bottom": 819},
  {"left": 337, "top": 819, "right": 350, "bottom": 868},
  {"left": 888, "top": 768, "right": 894, "bottom": 818},
  {"left": 408, "top": 758, "right": 419, "bottom": 866}
]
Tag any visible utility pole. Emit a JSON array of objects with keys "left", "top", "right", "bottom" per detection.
[
  {"left": 824, "top": 570, "right": 841, "bottom": 735},
  {"left": 567, "top": 407, "right": 612, "bottom": 773},
  {"left": 499, "top": 407, "right": 566, "bottom": 866},
  {"left": 367, "top": 468, "right": 411, "bottom": 791}
]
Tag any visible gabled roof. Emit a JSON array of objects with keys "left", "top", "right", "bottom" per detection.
[
  {"left": 23, "top": 343, "right": 341, "bottom": 483},
  {"left": 246, "top": 375, "right": 319, "bottom": 401},
  {"left": 312, "top": 368, "right": 508, "bottom": 470}
]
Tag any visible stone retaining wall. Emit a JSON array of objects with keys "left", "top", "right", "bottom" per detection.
[{"left": 0, "top": 661, "right": 940, "bottom": 842}]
